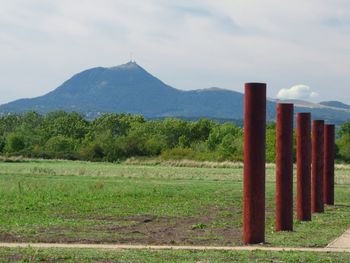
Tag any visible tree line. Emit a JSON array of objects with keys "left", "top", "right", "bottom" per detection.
[{"left": 0, "top": 111, "right": 349, "bottom": 163}]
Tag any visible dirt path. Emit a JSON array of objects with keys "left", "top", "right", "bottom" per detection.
[
  {"left": 0, "top": 229, "right": 348, "bottom": 253},
  {"left": 0, "top": 242, "right": 349, "bottom": 253}
]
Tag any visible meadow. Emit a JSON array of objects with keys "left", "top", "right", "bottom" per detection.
[
  {"left": 0, "top": 159, "right": 349, "bottom": 261},
  {"left": 0, "top": 248, "right": 350, "bottom": 263}
]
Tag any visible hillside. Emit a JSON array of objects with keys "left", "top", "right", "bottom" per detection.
[
  {"left": 0, "top": 62, "right": 253, "bottom": 120},
  {"left": 319, "top": 101, "right": 350, "bottom": 110},
  {"left": 0, "top": 61, "right": 349, "bottom": 124}
]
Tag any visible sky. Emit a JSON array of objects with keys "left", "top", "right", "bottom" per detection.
[{"left": 0, "top": 0, "right": 349, "bottom": 104}]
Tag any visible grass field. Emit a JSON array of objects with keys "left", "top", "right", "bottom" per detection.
[
  {"left": 0, "top": 159, "right": 349, "bottom": 261},
  {"left": 0, "top": 160, "right": 349, "bottom": 246},
  {"left": 0, "top": 247, "right": 350, "bottom": 263}
]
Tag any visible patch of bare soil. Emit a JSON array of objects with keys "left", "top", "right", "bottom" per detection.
[
  {"left": 98, "top": 213, "right": 241, "bottom": 246},
  {"left": 0, "top": 208, "right": 242, "bottom": 246}
]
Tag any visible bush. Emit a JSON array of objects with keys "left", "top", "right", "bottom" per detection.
[
  {"left": 5, "top": 133, "right": 25, "bottom": 153},
  {"left": 79, "top": 142, "right": 105, "bottom": 161},
  {"left": 266, "top": 127, "right": 276, "bottom": 163},
  {"left": 337, "top": 134, "right": 350, "bottom": 161},
  {"left": 145, "top": 135, "right": 167, "bottom": 156},
  {"left": 4, "top": 111, "right": 350, "bottom": 164},
  {"left": 44, "top": 135, "right": 77, "bottom": 159},
  {"left": 207, "top": 123, "right": 242, "bottom": 151}
]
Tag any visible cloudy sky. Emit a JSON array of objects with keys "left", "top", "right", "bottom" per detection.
[{"left": 0, "top": 0, "right": 349, "bottom": 104}]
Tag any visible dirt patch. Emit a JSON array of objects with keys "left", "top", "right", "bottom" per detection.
[
  {"left": 98, "top": 214, "right": 241, "bottom": 246},
  {"left": 0, "top": 233, "right": 27, "bottom": 243},
  {"left": 0, "top": 208, "right": 242, "bottom": 246},
  {"left": 5, "top": 254, "right": 68, "bottom": 263},
  {"left": 4, "top": 254, "right": 25, "bottom": 263}
]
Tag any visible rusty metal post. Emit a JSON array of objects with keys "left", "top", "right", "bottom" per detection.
[
  {"left": 324, "top": 124, "right": 335, "bottom": 205},
  {"left": 275, "top": 103, "right": 294, "bottom": 231},
  {"left": 296, "top": 113, "right": 312, "bottom": 221},
  {"left": 312, "top": 120, "right": 324, "bottom": 213},
  {"left": 243, "top": 82, "right": 266, "bottom": 244}
]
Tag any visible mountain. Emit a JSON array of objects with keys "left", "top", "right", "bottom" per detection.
[
  {"left": 0, "top": 61, "right": 275, "bottom": 120},
  {"left": 0, "top": 61, "right": 349, "bottom": 124},
  {"left": 272, "top": 99, "right": 350, "bottom": 124},
  {"left": 319, "top": 101, "right": 350, "bottom": 110}
]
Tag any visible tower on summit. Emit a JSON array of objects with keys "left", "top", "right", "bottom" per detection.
[{"left": 129, "top": 52, "right": 136, "bottom": 63}]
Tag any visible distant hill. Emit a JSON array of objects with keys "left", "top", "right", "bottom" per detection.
[
  {"left": 0, "top": 62, "right": 275, "bottom": 120},
  {"left": 319, "top": 101, "right": 350, "bottom": 110},
  {"left": 0, "top": 61, "right": 349, "bottom": 124},
  {"left": 271, "top": 99, "right": 350, "bottom": 124}
]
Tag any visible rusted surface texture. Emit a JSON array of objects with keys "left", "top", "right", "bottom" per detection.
[
  {"left": 243, "top": 83, "right": 266, "bottom": 244},
  {"left": 275, "top": 103, "right": 294, "bottom": 231},
  {"left": 324, "top": 124, "right": 335, "bottom": 205},
  {"left": 312, "top": 120, "right": 325, "bottom": 213},
  {"left": 296, "top": 113, "right": 312, "bottom": 221}
]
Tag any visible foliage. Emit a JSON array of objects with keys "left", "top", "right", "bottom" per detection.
[
  {"left": 0, "top": 111, "right": 347, "bottom": 163},
  {"left": 44, "top": 135, "right": 77, "bottom": 159},
  {"left": 4, "top": 133, "right": 25, "bottom": 153},
  {"left": 337, "top": 121, "right": 350, "bottom": 161},
  {"left": 266, "top": 123, "right": 276, "bottom": 163}
]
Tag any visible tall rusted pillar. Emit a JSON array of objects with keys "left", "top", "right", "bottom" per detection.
[
  {"left": 296, "top": 113, "right": 312, "bottom": 221},
  {"left": 324, "top": 124, "right": 335, "bottom": 205},
  {"left": 275, "top": 103, "right": 294, "bottom": 231},
  {"left": 312, "top": 120, "right": 325, "bottom": 213},
  {"left": 243, "top": 82, "right": 266, "bottom": 244}
]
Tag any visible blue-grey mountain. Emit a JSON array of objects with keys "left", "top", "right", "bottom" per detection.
[
  {"left": 0, "top": 62, "right": 349, "bottom": 124},
  {"left": 319, "top": 101, "right": 350, "bottom": 110}
]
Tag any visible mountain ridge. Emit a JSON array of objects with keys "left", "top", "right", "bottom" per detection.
[
  {"left": 0, "top": 61, "right": 349, "bottom": 124},
  {"left": 319, "top": 101, "right": 350, "bottom": 110}
]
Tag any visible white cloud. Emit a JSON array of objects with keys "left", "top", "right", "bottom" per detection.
[
  {"left": 0, "top": 1, "right": 349, "bottom": 103},
  {"left": 277, "top": 85, "right": 319, "bottom": 100}
]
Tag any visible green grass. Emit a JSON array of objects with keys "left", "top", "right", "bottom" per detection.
[
  {"left": 0, "top": 160, "right": 348, "bottom": 247},
  {"left": 0, "top": 248, "right": 349, "bottom": 262}
]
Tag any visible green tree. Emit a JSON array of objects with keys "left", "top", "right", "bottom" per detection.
[
  {"left": 207, "top": 123, "right": 242, "bottom": 151},
  {"left": 337, "top": 134, "right": 350, "bottom": 161},
  {"left": 45, "top": 135, "right": 77, "bottom": 159},
  {"left": 160, "top": 118, "right": 190, "bottom": 148},
  {"left": 5, "top": 133, "right": 25, "bottom": 153},
  {"left": 0, "top": 114, "right": 22, "bottom": 136},
  {"left": 145, "top": 134, "right": 167, "bottom": 156},
  {"left": 79, "top": 142, "right": 105, "bottom": 161},
  {"left": 189, "top": 119, "right": 216, "bottom": 142},
  {"left": 266, "top": 124, "right": 276, "bottom": 163},
  {"left": 43, "top": 111, "right": 89, "bottom": 140}
]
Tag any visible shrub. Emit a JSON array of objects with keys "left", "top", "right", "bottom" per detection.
[
  {"left": 5, "top": 133, "right": 25, "bottom": 153},
  {"left": 145, "top": 135, "right": 167, "bottom": 156},
  {"left": 337, "top": 134, "right": 350, "bottom": 161},
  {"left": 79, "top": 142, "right": 105, "bottom": 161},
  {"left": 44, "top": 135, "right": 77, "bottom": 159}
]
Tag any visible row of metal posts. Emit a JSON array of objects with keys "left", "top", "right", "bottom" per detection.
[{"left": 243, "top": 83, "right": 335, "bottom": 244}]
